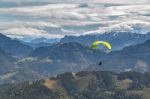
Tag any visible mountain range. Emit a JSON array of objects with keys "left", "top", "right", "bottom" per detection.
[
  {"left": 61, "top": 32, "right": 150, "bottom": 51},
  {"left": 0, "top": 32, "right": 150, "bottom": 84},
  {"left": 18, "top": 38, "right": 150, "bottom": 78},
  {"left": 31, "top": 37, "right": 60, "bottom": 44},
  {"left": 23, "top": 37, "right": 60, "bottom": 48},
  {"left": 18, "top": 42, "right": 104, "bottom": 76},
  {"left": 0, "top": 33, "right": 33, "bottom": 57}
]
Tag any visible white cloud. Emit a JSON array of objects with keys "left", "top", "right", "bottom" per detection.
[
  {"left": 0, "top": 21, "right": 59, "bottom": 29},
  {"left": 84, "top": 20, "right": 150, "bottom": 35},
  {"left": 0, "top": 4, "right": 86, "bottom": 20},
  {"left": 1, "top": 27, "right": 63, "bottom": 40},
  {"left": 0, "top": 4, "right": 149, "bottom": 19},
  {"left": 1, "top": 0, "right": 150, "bottom": 4},
  {"left": 91, "top": 0, "right": 150, "bottom": 4},
  {"left": 0, "top": 2, "right": 150, "bottom": 40}
]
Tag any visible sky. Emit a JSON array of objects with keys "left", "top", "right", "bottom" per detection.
[
  {"left": 1, "top": 0, "right": 150, "bottom": 4},
  {"left": 0, "top": 0, "right": 150, "bottom": 41}
]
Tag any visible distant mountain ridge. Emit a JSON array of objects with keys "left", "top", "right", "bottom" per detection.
[
  {"left": 61, "top": 32, "right": 150, "bottom": 51},
  {"left": 31, "top": 37, "right": 60, "bottom": 44},
  {"left": 0, "top": 33, "right": 33, "bottom": 57},
  {"left": 18, "top": 37, "right": 59, "bottom": 48},
  {"left": 0, "top": 33, "right": 150, "bottom": 84}
]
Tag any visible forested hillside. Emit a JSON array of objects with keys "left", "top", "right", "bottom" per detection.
[{"left": 0, "top": 71, "right": 150, "bottom": 99}]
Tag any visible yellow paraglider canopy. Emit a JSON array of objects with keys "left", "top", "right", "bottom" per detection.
[{"left": 91, "top": 40, "right": 112, "bottom": 50}]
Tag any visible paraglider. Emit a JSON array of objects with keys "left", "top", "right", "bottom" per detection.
[
  {"left": 90, "top": 40, "right": 112, "bottom": 66},
  {"left": 91, "top": 40, "right": 112, "bottom": 50},
  {"left": 98, "top": 61, "right": 102, "bottom": 65}
]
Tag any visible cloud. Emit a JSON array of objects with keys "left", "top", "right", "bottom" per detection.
[
  {"left": 1, "top": 0, "right": 150, "bottom": 4},
  {"left": 84, "top": 20, "right": 150, "bottom": 35},
  {"left": 0, "top": 21, "right": 63, "bottom": 40},
  {"left": 0, "top": 4, "right": 85, "bottom": 20},
  {"left": 1, "top": 27, "right": 63, "bottom": 40},
  {"left": 0, "top": 21, "right": 59, "bottom": 29},
  {"left": 0, "top": 2, "right": 150, "bottom": 40},
  {"left": 0, "top": 4, "right": 149, "bottom": 19},
  {"left": 91, "top": 0, "right": 150, "bottom": 4}
]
